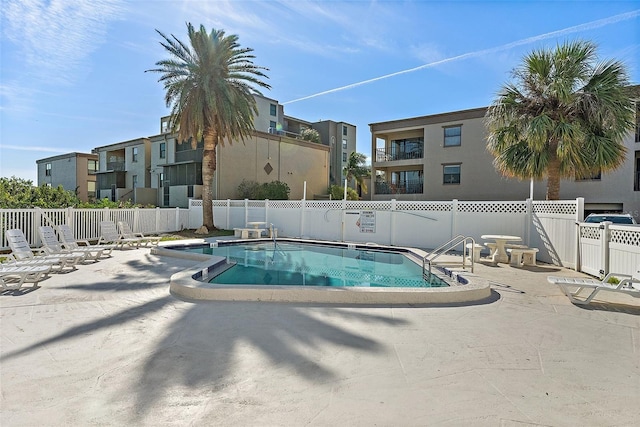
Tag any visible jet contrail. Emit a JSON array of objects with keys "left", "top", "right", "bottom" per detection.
[{"left": 282, "top": 10, "right": 640, "bottom": 105}]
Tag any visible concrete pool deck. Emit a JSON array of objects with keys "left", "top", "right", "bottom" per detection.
[{"left": 1, "top": 240, "right": 639, "bottom": 426}]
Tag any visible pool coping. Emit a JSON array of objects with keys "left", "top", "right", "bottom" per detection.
[{"left": 153, "top": 238, "right": 493, "bottom": 305}]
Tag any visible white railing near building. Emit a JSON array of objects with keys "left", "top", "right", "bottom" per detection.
[
  {"left": 191, "top": 198, "right": 584, "bottom": 268},
  {"left": 0, "top": 207, "right": 189, "bottom": 249}
]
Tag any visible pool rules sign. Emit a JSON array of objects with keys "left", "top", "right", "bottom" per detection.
[{"left": 357, "top": 210, "right": 376, "bottom": 233}]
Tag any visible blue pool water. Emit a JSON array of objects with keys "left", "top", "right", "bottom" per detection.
[{"left": 181, "top": 241, "right": 449, "bottom": 288}]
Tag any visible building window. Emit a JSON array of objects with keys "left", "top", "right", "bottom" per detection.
[
  {"left": 132, "top": 175, "right": 138, "bottom": 188},
  {"left": 87, "top": 181, "right": 96, "bottom": 198},
  {"left": 270, "top": 103, "right": 277, "bottom": 116},
  {"left": 575, "top": 170, "right": 601, "bottom": 181},
  {"left": 160, "top": 142, "right": 166, "bottom": 159},
  {"left": 342, "top": 125, "right": 348, "bottom": 136},
  {"left": 343, "top": 152, "right": 347, "bottom": 162},
  {"left": 444, "top": 125, "right": 462, "bottom": 147},
  {"left": 45, "top": 163, "right": 52, "bottom": 176},
  {"left": 635, "top": 102, "right": 640, "bottom": 143},
  {"left": 132, "top": 147, "right": 138, "bottom": 162},
  {"left": 87, "top": 159, "right": 98, "bottom": 174},
  {"left": 270, "top": 120, "right": 277, "bottom": 130},
  {"left": 159, "top": 173, "right": 164, "bottom": 187},
  {"left": 443, "top": 164, "right": 461, "bottom": 184},
  {"left": 634, "top": 151, "right": 640, "bottom": 191},
  {"left": 342, "top": 138, "right": 347, "bottom": 149}
]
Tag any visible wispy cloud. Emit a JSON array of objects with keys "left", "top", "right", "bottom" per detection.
[
  {"left": 283, "top": 9, "right": 640, "bottom": 104},
  {"left": 2, "top": 0, "right": 125, "bottom": 85},
  {"left": 0, "top": 144, "right": 74, "bottom": 153}
]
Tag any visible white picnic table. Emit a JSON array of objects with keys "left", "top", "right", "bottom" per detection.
[{"left": 481, "top": 234, "right": 522, "bottom": 263}]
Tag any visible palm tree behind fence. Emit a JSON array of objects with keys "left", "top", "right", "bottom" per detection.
[{"left": 485, "top": 40, "right": 635, "bottom": 200}]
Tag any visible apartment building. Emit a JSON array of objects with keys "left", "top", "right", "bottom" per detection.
[
  {"left": 93, "top": 138, "right": 156, "bottom": 205},
  {"left": 148, "top": 123, "right": 329, "bottom": 207},
  {"left": 38, "top": 94, "right": 355, "bottom": 207},
  {"left": 36, "top": 152, "right": 98, "bottom": 202},
  {"left": 370, "top": 104, "right": 640, "bottom": 218},
  {"left": 150, "top": 94, "right": 356, "bottom": 206},
  {"left": 311, "top": 120, "right": 357, "bottom": 187}
]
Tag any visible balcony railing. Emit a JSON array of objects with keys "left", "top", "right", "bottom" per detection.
[
  {"left": 176, "top": 149, "right": 204, "bottom": 163},
  {"left": 375, "top": 180, "right": 424, "bottom": 195},
  {"left": 376, "top": 147, "right": 423, "bottom": 162},
  {"left": 106, "top": 161, "right": 125, "bottom": 171}
]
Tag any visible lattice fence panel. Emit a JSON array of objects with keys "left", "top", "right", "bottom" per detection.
[
  {"left": 270, "top": 201, "right": 302, "bottom": 209},
  {"left": 533, "top": 201, "right": 576, "bottom": 215},
  {"left": 610, "top": 229, "right": 640, "bottom": 246},
  {"left": 580, "top": 226, "right": 601, "bottom": 240},
  {"left": 396, "top": 201, "right": 452, "bottom": 212},
  {"left": 305, "top": 201, "right": 343, "bottom": 209},
  {"left": 458, "top": 202, "right": 527, "bottom": 214},
  {"left": 346, "top": 201, "right": 392, "bottom": 210}
]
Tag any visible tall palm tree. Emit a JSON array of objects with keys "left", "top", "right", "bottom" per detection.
[
  {"left": 148, "top": 23, "right": 270, "bottom": 232},
  {"left": 343, "top": 152, "right": 370, "bottom": 196},
  {"left": 485, "top": 40, "right": 635, "bottom": 200}
]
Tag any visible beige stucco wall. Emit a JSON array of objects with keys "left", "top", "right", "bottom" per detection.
[{"left": 214, "top": 132, "right": 329, "bottom": 200}]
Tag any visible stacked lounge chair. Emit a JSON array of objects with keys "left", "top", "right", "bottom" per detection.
[
  {"left": 0, "top": 264, "right": 51, "bottom": 291},
  {"left": 117, "top": 221, "right": 161, "bottom": 247},
  {"left": 5, "top": 229, "right": 81, "bottom": 272},
  {"left": 57, "top": 224, "right": 115, "bottom": 257},
  {"left": 38, "top": 225, "right": 105, "bottom": 262},
  {"left": 98, "top": 221, "right": 141, "bottom": 249}
]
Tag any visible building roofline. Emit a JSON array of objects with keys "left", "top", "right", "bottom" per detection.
[
  {"left": 36, "top": 152, "right": 97, "bottom": 164},
  {"left": 369, "top": 106, "right": 488, "bottom": 131},
  {"left": 93, "top": 137, "right": 151, "bottom": 151}
]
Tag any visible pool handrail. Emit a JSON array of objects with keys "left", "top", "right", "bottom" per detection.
[{"left": 423, "top": 235, "right": 475, "bottom": 278}]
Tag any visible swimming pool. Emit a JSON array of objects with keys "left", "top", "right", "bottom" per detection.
[
  {"left": 179, "top": 241, "right": 448, "bottom": 288},
  {"left": 155, "top": 238, "right": 492, "bottom": 304}
]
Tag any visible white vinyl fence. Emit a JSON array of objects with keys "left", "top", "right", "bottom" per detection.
[
  {"left": 191, "top": 198, "right": 584, "bottom": 268},
  {"left": 0, "top": 207, "right": 189, "bottom": 249},
  {"left": 5, "top": 198, "right": 638, "bottom": 277},
  {"left": 578, "top": 222, "right": 640, "bottom": 278}
]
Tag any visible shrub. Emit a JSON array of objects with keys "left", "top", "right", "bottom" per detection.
[
  {"left": 300, "top": 128, "right": 321, "bottom": 143},
  {"left": 238, "top": 180, "right": 290, "bottom": 200},
  {"left": 329, "top": 185, "right": 359, "bottom": 200},
  {"left": 237, "top": 180, "right": 259, "bottom": 199}
]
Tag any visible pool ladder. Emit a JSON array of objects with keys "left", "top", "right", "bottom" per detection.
[{"left": 423, "top": 234, "right": 475, "bottom": 280}]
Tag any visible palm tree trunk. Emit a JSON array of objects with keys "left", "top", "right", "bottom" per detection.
[
  {"left": 546, "top": 153, "right": 561, "bottom": 200},
  {"left": 200, "top": 127, "right": 217, "bottom": 231}
]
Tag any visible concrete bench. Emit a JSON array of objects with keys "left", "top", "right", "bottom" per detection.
[
  {"left": 484, "top": 242, "right": 497, "bottom": 258},
  {"left": 465, "top": 243, "right": 484, "bottom": 262},
  {"left": 507, "top": 247, "right": 539, "bottom": 267},
  {"left": 233, "top": 228, "right": 267, "bottom": 239}
]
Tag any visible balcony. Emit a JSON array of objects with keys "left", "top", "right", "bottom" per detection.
[
  {"left": 375, "top": 179, "right": 424, "bottom": 195},
  {"left": 176, "top": 149, "right": 203, "bottom": 163},
  {"left": 106, "top": 161, "right": 125, "bottom": 171},
  {"left": 376, "top": 147, "right": 423, "bottom": 162}
]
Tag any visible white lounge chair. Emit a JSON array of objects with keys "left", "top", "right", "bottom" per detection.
[
  {"left": 5, "top": 229, "right": 81, "bottom": 272},
  {"left": 548, "top": 271, "right": 640, "bottom": 305},
  {"left": 98, "top": 221, "right": 140, "bottom": 249},
  {"left": 38, "top": 226, "right": 102, "bottom": 262},
  {"left": 0, "top": 264, "right": 51, "bottom": 291},
  {"left": 57, "top": 224, "right": 115, "bottom": 257},
  {"left": 117, "top": 221, "right": 161, "bottom": 247},
  {"left": 2, "top": 253, "right": 57, "bottom": 271}
]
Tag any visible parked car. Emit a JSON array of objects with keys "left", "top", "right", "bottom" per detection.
[{"left": 583, "top": 213, "right": 637, "bottom": 224}]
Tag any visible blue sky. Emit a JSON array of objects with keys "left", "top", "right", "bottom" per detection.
[{"left": 1, "top": 0, "right": 638, "bottom": 184}]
